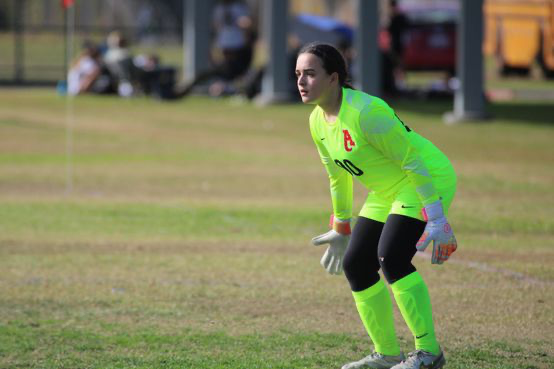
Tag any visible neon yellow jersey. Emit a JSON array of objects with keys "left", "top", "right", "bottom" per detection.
[{"left": 309, "top": 88, "right": 453, "bottom": 220}]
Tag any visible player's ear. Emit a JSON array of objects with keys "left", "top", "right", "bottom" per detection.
[{"left": 330, "top": 71, "right": 339, "bottom": 85}]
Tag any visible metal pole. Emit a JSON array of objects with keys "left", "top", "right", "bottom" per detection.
[
  {"left": 354, "top": 0, "right": 380, "bottom": 96},
  {"left": 14, "top": 0, "right": 25, "bottom": 82},
  {"left": 183, "top": 0, "right": 212, "bottom": 81},
  {"left": 258, "top": 0, "right": 289, "bottom": 104},
  {"left": 444, "top": 0, "right": 488, "bottom": 123},
  {"left": 63, "top": 5, "right": 68, "bottom": 82},
  {"left": 65, "top": 4, "right": 76, "bottom": 194}
]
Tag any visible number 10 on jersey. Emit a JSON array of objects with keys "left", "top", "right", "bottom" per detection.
[{"left": 334, "top": 159, "right": 364, "bottom": 176}]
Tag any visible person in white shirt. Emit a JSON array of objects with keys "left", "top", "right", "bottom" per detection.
[{"left": 67, "top": 42, "right": 105, "bottom": 96}]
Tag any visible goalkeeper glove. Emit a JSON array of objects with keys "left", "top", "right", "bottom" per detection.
[
  {"left": 416, "top": 200, "right": 457, "bottom": 264},
  {"left": 311, "top": 215, "right": 351, "bottom": 275}
]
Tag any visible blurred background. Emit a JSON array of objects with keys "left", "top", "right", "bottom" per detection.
[{"left": 0, "top": 0, "right": 553, "bottom": 100}]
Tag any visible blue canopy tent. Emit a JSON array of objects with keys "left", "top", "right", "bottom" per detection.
[{"left": 291, "top": 13, "right": 354, "bottom": 48}]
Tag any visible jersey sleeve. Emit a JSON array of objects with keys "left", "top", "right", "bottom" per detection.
[
  {"left": 309, "top": 118, "right": 353, "bottom": 221},
  {"left": 359, "top": 106, "right": 439, "bottom": 206}
]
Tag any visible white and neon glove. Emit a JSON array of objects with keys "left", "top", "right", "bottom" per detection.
[
  {"left": 311, "top": 215, "right": 351, "bottom": 275},
  {"left": 416, "top": 200, "right": 457, "bottom": 264}
]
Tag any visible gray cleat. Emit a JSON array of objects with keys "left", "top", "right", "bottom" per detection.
[
  {"left": 341, "top": 352, "right": 406, "bottom": 369},
  {"left": 390, "top": 349, "right": 446, "bottom": 369}
]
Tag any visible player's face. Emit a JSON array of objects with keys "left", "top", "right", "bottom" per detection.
[{"left": 295, "top": 53, "right": 335, "bottom": 105}]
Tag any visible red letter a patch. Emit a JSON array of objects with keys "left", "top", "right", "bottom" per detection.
[{"left": 343, "top": 129, "right": 355, "bottom": 152}]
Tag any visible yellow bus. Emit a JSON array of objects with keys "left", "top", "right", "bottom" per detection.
[{"left": 484, "top": 0, "right": 554, "bottom": 78}]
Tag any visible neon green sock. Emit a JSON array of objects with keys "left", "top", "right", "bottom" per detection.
[
  {"left": 391, "top": 271, "right": 440, "bottom": 355},
  {"left": 352, "top": 279, "right": 401, "bottom": 356}
]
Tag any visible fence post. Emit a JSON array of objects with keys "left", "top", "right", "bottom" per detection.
[
  {"left": 14, "top": 0, "right": 25, "bottom": 83},
  {"left": 183, "top": 0, "right": 212, "bottom": 82},
  {"left": 444, "top": 0, "right": 489, "bottom": 123},
  {"left": 354, "top": 0, "right": 380, "bottom": 96},
  {"left": 258, "top": 0, "right": 289, "bottom": 104}
]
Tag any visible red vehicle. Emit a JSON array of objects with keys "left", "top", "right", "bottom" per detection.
[{"left": 381, "top": 1, "right": 458, "bottom": 74}]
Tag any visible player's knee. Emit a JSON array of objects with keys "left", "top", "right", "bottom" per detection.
[
  {"left": 342, "top": 248, "right": 359, "bottom": 279},
  {"left": 343, "top": 248, "right": 380, "bottom": 290},
  {"left": 378, "top": 251, "right": 415, "bottom": 284}
]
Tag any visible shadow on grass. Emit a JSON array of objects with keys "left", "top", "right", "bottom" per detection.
[
  {"left": 391, "top": 97, "right": 554, "bottom": 126},
  {"left": 488, "top": 102, "right": 554, "bottom": 126}
]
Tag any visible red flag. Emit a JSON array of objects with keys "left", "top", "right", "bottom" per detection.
[{"left": 61, "top": 0, "right": 74, "bottom": 8}]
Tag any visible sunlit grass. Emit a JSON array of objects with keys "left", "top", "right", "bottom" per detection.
[{"left": 0, "top": 89, "right": 553, "bottom": 368}]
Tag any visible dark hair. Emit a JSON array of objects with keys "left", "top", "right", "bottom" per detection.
[{"left": 298, "top": 42, "right": 354, "bottom": 89}]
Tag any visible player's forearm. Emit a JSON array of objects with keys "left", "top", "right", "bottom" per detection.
[{"left": 329, "top": 172, "right": 353, "bottom": 221}]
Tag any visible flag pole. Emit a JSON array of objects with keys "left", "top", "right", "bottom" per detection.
[{"left": 64, "top": 0, "right": 76, "bottom": 194}]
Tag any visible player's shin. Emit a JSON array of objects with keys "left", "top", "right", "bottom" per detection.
[
  {"left": 352, "top": 279, "right": 401, "bottom": 356},
  {"left": 391, "top": 271, "right": 440, "bottom": 355}
]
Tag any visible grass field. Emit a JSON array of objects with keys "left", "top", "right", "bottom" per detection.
[{"left": 0, "top": 89, "right": 553, "bottom": 368}]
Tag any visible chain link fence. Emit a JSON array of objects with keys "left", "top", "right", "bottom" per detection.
[
  {"left": 0, "top": 0, "right": 357, "bottom": 86},
  {"left": 0, "top": 0, "right": 184, "bottom": 85}
]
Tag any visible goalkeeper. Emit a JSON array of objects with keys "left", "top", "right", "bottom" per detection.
[{"left": 296, "top": 42, "right": 457, "bottom": 369}]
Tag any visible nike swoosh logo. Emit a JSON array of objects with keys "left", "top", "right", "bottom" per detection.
[
  {"left": 320, "top": 138, "right": 325, "bottom": 140},
  {"left": 415, "top": 333, "right": 428, "bottom": 339},
  {"left": 401, "top": 205, "right": 415, "bottom": 209}
]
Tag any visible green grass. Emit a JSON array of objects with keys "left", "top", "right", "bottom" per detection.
[
  {"left": 404, "top": 57, "right": 554, "bottom": 92},
  {"left": 0, "top": 325, "right": 364, "bottom": 369},
  {"left": 0, "top": 89, "right": 553, "bottom": 368},
  {"left": 0, "top": 201, "right": 326, "bottom": 243},
  {"left": 2, "top": 323, "right": 550, "bottom": 369}
]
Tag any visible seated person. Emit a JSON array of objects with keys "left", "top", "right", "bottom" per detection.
[
  {"left": 175, "top": 0, "right": 255, "bottom": 98},
  {"left": 67, "top": 41, "right": 111, "bottom": 96},
  {"left": 103, "top": 31, "right": 136, "bottom": 97}
]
